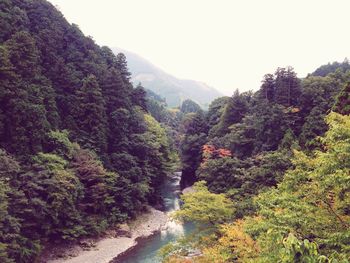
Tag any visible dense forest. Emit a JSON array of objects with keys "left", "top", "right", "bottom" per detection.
[
  {"left": 0, "top": 0, "right": 178, "bottom": 261},
  {"left": 1, "top": 0, "right": 350, "bottom": 262},
  {"left": 162, "top": 61, "right": 350, "bottom": 262}
]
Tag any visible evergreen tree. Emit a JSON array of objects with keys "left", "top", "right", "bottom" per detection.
[
  {"left": 0, "top": 1, "right": 176, "bottom": 261},
  {"left": 180, "top": 111, "right": 208, "bottom": 187},
  {"left": 101, "top": 67, "right": 131, "bottom": 114},
  {"left": 132, "top": 83, "right": 148, "bottom": 112},
  {"left": 115, "top": 53, "right": 131, "bottom": 82},
  {"left": 216, "top": 89, "right": 249, "bottom": 136},
  {"left": 274, "top": 67, "right": 300, "bottom": 107},
  {"left": 74, "top": 75, "right": 107, "bottom": 154},
  {"left": 206, "top": 97, "right": 230, "bottom": 132},
  {"left": 259, "top": 73, "right": 275, "bottom": 102},
  {"left": 180, "top": 99, "right": 201, "bottom": 114},
  {"left": 333, "top": 82, "right": 350, "bottom": 115}
]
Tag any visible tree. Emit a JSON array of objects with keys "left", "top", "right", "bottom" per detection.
[
  {"left": 274, "top": 67, "right": 300, "bottom": 107},
  {"left": 312, "top": 58, "right": 350, "bottom": 77},
  {"left": 206, "top": 96, "right": 230, "bottom": 138},
  {"left": 243, "top": 112, "right": 350, "bottom": 261},
  {"left": 197, "top": 157, "right": 244, "bottom": 194},
  {"left": 20, "top": 153, "right": 84, "bottom": 241},
  {"left": 180, "top": 111, "right": 208, "bottom": 187},
  {"left": 0, "top": 1, "right": 180, "bottom": 261},
  {"left": 173, "top": 181, "right": 234, "bottom": 226},
  {"left": 259, "top": 73, "right": 275, "bottom": 102},
  {"left": 163, "top": 181, "right": 235, "bottom": 262},
  {"left": 215, "top": 90, "right": 249, "bottom": 136},
  {"left": 180, "top": 99, "right": 201, "bottom": 114},
  {"left": 132, "top": 83, "right": 148, "bottom": 111},
  {"left": 0, "top": 33, "right": 52, "bottom": 158},
  {"left": 0, "top": 149, "right": 22, "bottom": 263},
  {"left": 115, "top": 53, "right": 131, "bottom": 82},
  {"left": 333, "top": 82, "right": 350, "bottom": 115},
  {"left": 74, "top": 75, "right": 107, "bottom": 154},
  {"left": 101, "top": 67, "right": 131, "bottom": 113}
]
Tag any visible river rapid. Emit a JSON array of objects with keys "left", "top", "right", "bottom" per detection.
[{"left": 112, "top": 172, "right": 194, "bottom": 263}]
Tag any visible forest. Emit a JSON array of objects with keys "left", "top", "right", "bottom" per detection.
[
  {"left": 0, "top": 0, "right": 178, "bottom": 261},
  {"left": 1, "top": 0, "right": 350, "bottom": 262},
  {"left": 163, "top": 64, "right": 350, "bottom": 262}
]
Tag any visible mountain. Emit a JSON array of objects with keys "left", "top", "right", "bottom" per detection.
[{"left": 112, "top": 48, "right": 222, "bottom": 108}]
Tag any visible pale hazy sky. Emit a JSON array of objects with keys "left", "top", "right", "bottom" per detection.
[{"left": 48, "top": 0, "right": 350, "bottom": 95}]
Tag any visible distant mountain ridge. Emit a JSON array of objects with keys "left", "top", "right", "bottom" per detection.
[{"left": 112, "top": 48, "right": 222, "bottom": 108}]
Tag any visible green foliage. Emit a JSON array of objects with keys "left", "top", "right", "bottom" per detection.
[
  {"left": 214, "top": 89, "right": 250, "bottom": 137},
  {"left": 163, "top": 182, "right": 235, "bottom": 262},
  {"left": 280, "top": 234, "right": 329, "bottom": 263},
  {"left": 298, "top": 75, "right": 342, "bottom": 150},
  {"left": 180, "top": 111, "right": 208, "bottom": 186},
  {"left": 45, "top": 130, "right": 78, "bottom": 158},
  {"left": 333, "top": 82, "right": 350, "bottom": 115},
  {"left": 172, "top": 63, "right": 350, "bottom": 261},
  {"left": 170, "top": 112, "right": 350, "bottom": 262},
  {"left": 274, "top": 67, "right": 301, "bottom": 107},
  {"left": 73, "top": 75, "right": 107, "bottom": 154},
  {"left": 132, "top": 83, "right": 148, "bottom": 111},
  {"left": 0, "top": 1, "right": 175, "bottom": 261},
  {"left": 173, "top": 181, "right": 234, "bottom": 226},
  {"left": 312, "top": 58, "right": 350, "bottom": 77},
  {"left": 197, "top": 157, "right": 245, "bottom": 194},
  {"left": 243, "top": 112, "right": 350, "bottom": 261},
  {"left": 206, "top": 96, "right": 230, "bottom": 138},
  {"left": 197, "top": 151, "right": 291, "bottom": 218},
  {"left": 180, "top": 99, "right": 201, "bottom": 114},
  {"left": 0, "top": 180, "right": 15, "bottom": 263}
]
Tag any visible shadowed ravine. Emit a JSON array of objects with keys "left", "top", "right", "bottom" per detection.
[{"left": 112, "top": 172, "right": 194, "bottom": 263}]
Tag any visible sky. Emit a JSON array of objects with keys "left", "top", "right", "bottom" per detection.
[{"left": 48, "top": 0, "right": 350, "bottom": 95}]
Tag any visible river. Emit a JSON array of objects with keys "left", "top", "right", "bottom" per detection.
[{"left": 112, "top": 172, "right": 194, "bottom": 263}]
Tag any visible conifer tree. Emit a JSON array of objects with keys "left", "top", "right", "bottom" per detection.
[
  {"left": 115, "top": 53, "right": 131, "bottom": 82},
  {"left": 259, "top": 73, "right": 275, "bottom": 102},
  {"left": 132, "top": 83, "right": 148, "bottom": 111},
  {"left": 216, "top": 89, "right": 249, "bottom": 136},
  {"left": 74, "top": 75, "right": 107, "bottom": 154},
  {"left": 274, "top": 67, "right": 300, "bottom": 107},
  {"left": 333, "top": 82, "right": 350, "bottom": 115}
]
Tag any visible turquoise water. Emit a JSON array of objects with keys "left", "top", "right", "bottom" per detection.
[{"left": 113, "top": 173, "right": 194, "bottom": 263}]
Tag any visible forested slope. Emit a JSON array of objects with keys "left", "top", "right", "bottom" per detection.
[
  {"left": 0, "top": 0, "right": 175, "bottom": 261},
  {"left": 164, "top": 65, "right": 350, "bottom": 262}
]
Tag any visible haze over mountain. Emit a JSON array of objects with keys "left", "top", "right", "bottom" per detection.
[{"left": 113, "top": 48, "right": 222, "bottom": 108}]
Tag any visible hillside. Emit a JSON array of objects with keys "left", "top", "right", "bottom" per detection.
[
  {"left": 112, "top": 48, "right": 222, "bottom": 108},
  {"left": 2, "top": 0, "right": 350, "bottom": 262},
  {"left": 0, "top": 1, "right": 175, "bottom": 261}
]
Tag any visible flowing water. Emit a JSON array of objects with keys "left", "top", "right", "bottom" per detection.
[{"left": 113, "top": 172, "right": 194, "bottom": 263}]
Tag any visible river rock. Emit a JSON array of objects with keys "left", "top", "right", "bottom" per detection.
[
  {"left": 78, "top": 239, "right": 96, "bottom": 250},
  {"left": 187, "top": 248, "right": 202, "bottom": 257},
  {"left": 116, "top": 223, "right": 132, "bottom": 238}
]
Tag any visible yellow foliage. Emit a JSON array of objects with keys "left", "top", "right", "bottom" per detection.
[
  {"left": 164, "top": 257, "right": 194, "bottom": 263},
  {"left": 196, "top": 220, "right": 259, "bottom": 263}
]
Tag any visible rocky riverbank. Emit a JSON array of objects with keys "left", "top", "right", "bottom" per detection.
[{"left": 44, "top": 207, "right": 168, "bottom": 263}]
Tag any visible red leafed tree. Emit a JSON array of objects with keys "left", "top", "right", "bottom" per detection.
[{"left": 201, "top": 144, "right": 232, "bottom": 165}]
